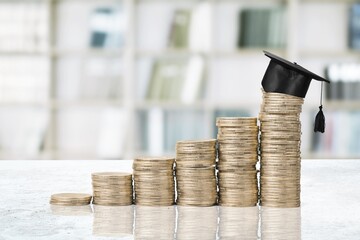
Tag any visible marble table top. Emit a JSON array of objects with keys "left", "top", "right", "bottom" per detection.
[{"left": 0, "top": 160, "right": 359, "bottom": 240}]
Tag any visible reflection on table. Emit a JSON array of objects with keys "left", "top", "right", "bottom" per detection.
[
  {"left": 51, "top": 204, "right": 301, "bottom": 239},
  {"left": 134, "top": 206, "right": 176, "bottom": 239},
  {"left": 93, "top": 205, "right": 134, "bottom": 238},
  {"left": 219, "top": 206, "right": 259, "bottom": 240},
  {"left": 261, "top": 207, "right": 301, "bottom": 240},
  {"left": 50, "top": 204, "right": 93, "bottom": 216},
  {"left": 177, "top": 206, "right": 218, "bottom": 240}
]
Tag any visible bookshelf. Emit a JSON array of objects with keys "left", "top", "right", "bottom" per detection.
[{"left": 0, "top": 0, "right": 358, "bottom": 159}]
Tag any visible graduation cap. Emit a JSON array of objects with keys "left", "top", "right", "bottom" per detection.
[{"left": 261, "top": 50, "right": 330, "bottom": 133}]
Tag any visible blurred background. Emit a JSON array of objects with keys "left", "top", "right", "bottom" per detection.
[{"left": 0, "top": 0, "right": 358, "bottom": 160}]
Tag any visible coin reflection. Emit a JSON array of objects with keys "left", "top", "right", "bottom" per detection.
[
  {"left": 218, "top": 206, "right": 259, "bottom": 239},
  {"left": 177, "top": 206, "right": 218, "bottom": 240},
  {"left": 261, "top": 207, "right": 301, "bottom": 240},
  {"left": 93, "top": 205, "right": 134, "bottom": 238},
  {"left": 50, "top": 204, "right": 93, "bottom": 216},
  {"left": 135, "top": 205, "right": 176, "bottom": 239}
]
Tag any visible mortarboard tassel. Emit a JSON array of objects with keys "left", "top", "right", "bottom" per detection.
[{"left": 314, "top": 82, "right": 325, "bottom": 133}]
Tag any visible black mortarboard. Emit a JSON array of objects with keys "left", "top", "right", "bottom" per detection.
[
  {"left": 261, "top": 50, "right": 330, "bottom": 133},
  {"left": 262, "top": 50, "right": 330, "bottom": 98}
]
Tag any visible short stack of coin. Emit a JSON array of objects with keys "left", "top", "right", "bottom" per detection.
[
  {"left": 50, "top": 193, "right": 92, "bottom": 206},
  {"left": 176, "top": 139, "right": 217, "bottom": 206},
  {"left": 133, "top": 157, "right": 175, "bottom": 206},
  {"left": 259, "top": 89, "right": 303, "bottom": 207},
  {"left": 92, "top": 172, "right": 133, "bottom": 206},
  {"left": 216, "top": 117, "right": 259, "bottom": 207}
]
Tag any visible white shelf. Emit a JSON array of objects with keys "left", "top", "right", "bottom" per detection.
[
  {"left": 52, "top": 48, "right": 125, "bottom": 57},
  {"left": 135, "top": 101, "right": 209, "bottom": 110},
  {"left": 303, "top": 153, "right": 360, "bottom": 159},
  {"left": 0, "top": 0, "right": 357, "bottom": 160},
  {"left": 325, "top": 101, "right": 360, "bottom": 110},
  {"left": 300, "top": 49, "right": 360, "bottom": 58},
  {"left": 214, "top": 0, "right": 289, "bottom": 3},
  {"left": 5, "top": 149, "right": 129, "bottom": 161},
  {"left": 135, "top": 49, "right": 210, "bottom": 57},
  {"left": 134, "top": 101, "right": 262, "bottom": 110},
  {"left": 211, "top": 48, "right": 286, "bottom": 57},
  {"left": 0, "top": 100, "right": 124, "bottom": 108},
  {"left": 0, "top": 151, "right": 54, "bottom": 160},
  {"left": 135, "top": 48, "right": 287, "bottom": 58},
  {"left": 0, "top": 102, "right": 50, "bottom": 108},
  {"left": 301, "top": 0, "right": 356, "bottom": 3},
  {"left": 52, "top": 99, "right": 124, "bottom": 108},
  {"left": 0, "top": 51, "right": 51, "bottom": 56}
]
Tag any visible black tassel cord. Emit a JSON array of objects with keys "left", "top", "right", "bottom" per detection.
[{"left": 314, "top": 82, "right": 325, "bottom": 133}]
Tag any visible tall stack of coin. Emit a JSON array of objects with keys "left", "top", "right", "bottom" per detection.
[
  {"left": 135, "top": 206, "right": 176, "bottom": 239},
  {"left": 259, "top": 89, "right": 303, "bottom": 207},
  {"left": 216, "top": 117, "right": 259, "bottom": 207},
  {"left": 92, "top": 172, "right": 133, "bottom": 206},
  {"left": 93, "top": 205, "right": 134, "bottom": 238},
  {"left": 133, "top": 157, "right": 175, "bottom": 206},
  {"left": 175, "top": 139, "right": 217, "bottom": 206}
]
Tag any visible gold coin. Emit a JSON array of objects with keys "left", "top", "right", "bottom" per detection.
[{"left": 50, "top": 193, "right": 92, "bottom": 206}]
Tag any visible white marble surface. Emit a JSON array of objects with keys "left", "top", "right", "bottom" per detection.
[{"left": 0, "top": 160, "right": 360, "bottom": 240}]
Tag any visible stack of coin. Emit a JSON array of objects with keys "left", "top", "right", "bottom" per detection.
[
  {"left": 135, "top": 206, "right": 176, "bottom": 239},
  {"left": 259, "top": 89, "right": 303, "bottom": 207},
  {"left": 93, "top": 205, "right": 134, "bottom": 238},
  {"left": 218, "top": 206, "right": 259, "bottom": 240},
  {"left": 177, "top": 206, "right": 218, "bottom": 240},
  {"left": 175, "top": 139, "right": 217, "bottom": 206},
  {"left": 216, "top": 117, "right": 259, "bottom": 207},
  {"left": 50, "top": 193, "right": 92, "bottom": 206},
  {"left": 261, "top": 207, "right": 301, "bottom": 240},
  {"left": 92, "top": 172, "right": 133, "bottom": 206},
  {"left": 133, "top": 157, "right": 175, "bottom": 206}
]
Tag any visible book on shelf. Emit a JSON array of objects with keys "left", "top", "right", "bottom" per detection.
[
  {"left": 146, "top": 58, "right": 187, "bottom": 101},
  {"left": 168, "top": 9, "right": 191, "bottom": 49},
  {"left": 168, "top": 2, "right": 211, "bottom": 52},
  {"left": 238, "top": 7, "right": 286, "bottom": 49},
  {"left": 189, "top": 2, "right": 212, "bottom": 52},
  {"left": 181, "top": 55, "right": 205, "bottom": 103},
  {"left": 164, "top": 110, "right": 207, "bottom": 153},
  {"left": 89, "top": 6, "right": 126, "bottom": 49},
  {"left": 146, "top": 55, "right": 205, "bottom": 103},
  {"left": 147, "top": 108, "right": 164, "bottom": 155},
  {"left": 56, "top": 57, "right": 123, "bottom": 101},
  {"left": 325, "top": 63, "right": 360, "bottom": 101},
  {"left": 137, "top": 109, "right": 207, "bottom": 154},
  {"left": 349, "top": 3, "right": 360, "bottom": 50},
  {"left": 136, "top": 108, "right": 165, "bottom": 155}
]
